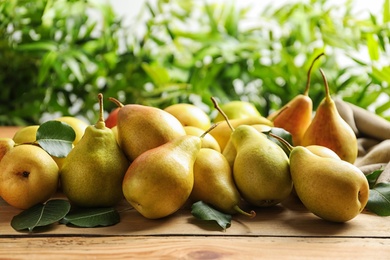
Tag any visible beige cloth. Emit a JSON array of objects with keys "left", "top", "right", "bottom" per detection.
[{"left": 335, "top": 99, "right": 390, "bottom": 183}]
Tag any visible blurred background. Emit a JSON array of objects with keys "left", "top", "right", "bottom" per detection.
[{"left": 1, "top": 0, "right": 389, "bottom": 126}]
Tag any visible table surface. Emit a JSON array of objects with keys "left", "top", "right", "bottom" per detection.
[{"left": 1, "top": 126, "right": 390, "bottom": 259}]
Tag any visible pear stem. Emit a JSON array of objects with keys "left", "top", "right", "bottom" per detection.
[
  {"left": 319, "top": 68, "right": 331, "bottom": 102},
  {"left": 304, "top": 52, "right": 324, "bottom": 96},
  {"left": 211, "top": 97, "right": 235, "bottom": 132},
  {"left": 233, "top": 205, "right": 256, "bottom": 218},
  {"left": 200, "top": 123, "right": 219, "bottom": 138},
  {"left": 95, "top": 93, "right": 106, "bottom": 129},
  {"left": 269, "top": 132, "right": 294, "bottom": 154},
  {"left": 108, "top": 97, "right": 125, "bottom": 108}
]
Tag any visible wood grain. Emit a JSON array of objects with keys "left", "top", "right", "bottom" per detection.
[{"left": 1, "top": 236, "right": 389, "bottom": 259}]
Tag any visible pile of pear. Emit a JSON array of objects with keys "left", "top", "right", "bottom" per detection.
[
  {"left": 0, "top": 61, "right": 370, "bottom": 223},
  {"left": 62, "top": 79, "right": 367, "bottom": 223}
]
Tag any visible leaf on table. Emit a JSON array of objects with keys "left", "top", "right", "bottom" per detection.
[
  {"left": 60, "top": 207, "right": 120, "bottom": 228},
  {"left": 366, "top": 182, "right": 390, "bottom": 216},
  {"left": 36, "top": 120, "right": 75, "bottom": 158},
  {"left": 11, "top": 199, "right": 71, "bottom": 232},
  {"left": 191, "top": 201, "right": 232, "bottom": 231}
]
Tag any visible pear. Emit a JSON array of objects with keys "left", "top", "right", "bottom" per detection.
[
  {"left": 209, "top": 116, "right": 273, "bottom": 151},
  {"left": 290, "top": 146, "right": 369, "bottom": 222},
  {"left": 0, "top": 138, "right": 15, "bottom": 162},
  {"left": 122, "top": 135, "right": 201, "bottom": 219},
  {"left": 184, "top": 126, "right": 221, "bottom": 152},
  {"left": 231, "top": 125, "right": 292, "bottom": 207},
  {"left": 301, "top": 68, "right": 358, "bottom": 164},
  {"left": 213, "top": 100, "right": 261, "bottom": 123},
  {"left": 60, "top": 94, "right": 129, "bottom": 208},
  {"left": 109, "top": 97, "right": 186, "bottom": 161},
  {"left": 164, "top": 103, "right": 211, "bottom": 131},
  {"left": 190, "top": 148, "right": 255, "bottom": 217},
  {"left": 268, "top": 53, "right": 324, "bottom": 145}
]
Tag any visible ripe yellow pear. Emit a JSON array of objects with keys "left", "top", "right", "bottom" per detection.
[
  {"left": 231, "top": 125, "right": 292, "bottom": 207},
  {"left": 0, "top": 145, "right": 59, "bottom": 209},
  {"left": 213, "top": 100, "right": 261, "bottom": 122},
  {"left": 60, "top": 94, "right": 129, "bottom": 207},
  {"left": 209, "top": 116, "right": 273, "bottom": 151},
  {"left": 12, "top": 125, "right": 39, "bottom": 144},
  {"left": 0, "top": 138, "right": 15, "bottom": 162},
  {"left": 290, "top": 146, "right": 369, "bottom": 222},
  {"left": 301, "top": 69, "right": 358, "bottom": 163},
  {"left": 164, "top": 103, "right": 211, "bottom": 131},
  {"left": 190, "top": 148, "right": 255, "bottom": 217},
  {"left": 122, "top": 135, "right": 201, "bottom": 219},
  {"left": 110, "top": 97, "right": 186, "bottom": 161},
  {"left": 184, "top": 126, "right": 221, "bottom": 152}
]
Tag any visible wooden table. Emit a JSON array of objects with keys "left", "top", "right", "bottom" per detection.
[{"left": 1, "top": 126, "right": 390, "bottom": 259}]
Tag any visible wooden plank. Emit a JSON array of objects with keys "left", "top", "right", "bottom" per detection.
[
  {"left": 0, "top": 126, "right": 20, "bottom": 138},
  {"left": 1, "top": 194, "right": 389, "bottom": 238},
  {"left": 0, "top": 236, "right": 389, "bottom": 259}
]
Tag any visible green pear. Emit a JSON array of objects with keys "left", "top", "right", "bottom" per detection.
[
  {"left": 190, "top": 148, "right": 255, "bottom": 217},
  {"left": 232, "top": 125, "right": 292, "bottom": 207},
  {"left": 122, "top": 135, "right": 201, "bottom": 219},
  {"left": 60, "top": 94, "right": 129, "bottom": 208},
  {"left": 290, "top": 146, "right": 369, "bottom": 222},
  {"left": 213, "top": 100, "right": 261, "bottom": 122},
  {"left": 109, "top": 97, "right": 186, "bottom": 161}
]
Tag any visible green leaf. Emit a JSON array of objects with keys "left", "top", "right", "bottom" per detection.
[
  {"left": 366, "top": 169, "right": 384, "bottom": 189},
  {"left": 366, "top": 33, "right": 379, "bottom": 61},
  {"left": 191, "top": 201, "right": 232, "bottom": 231},
  {"left": 11, "top": 200, "right": 71, "bottom": 232},
  {"left": 36, "top": 120, "right": 76, "bottom": 158},
  {"left": 384, "top": 0, "right": 390, "bottom": 23},
  {"left": 60, "top": 207, "right": 120, "bottom": 228},
  {"left": 366, "top": 182, "right": 390, "bottom": 216}
]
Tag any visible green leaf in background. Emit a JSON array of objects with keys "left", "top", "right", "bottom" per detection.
[
  {"left": 191, "top": 201, "right": 232, "bottom": 231},
  {"left": 11, "top": 199, "right": 71, "bottom": 232},
  {"left": 60, "top": 207, "right": 120, "bottom": 228},
  {"left": 36, "top": 120, "right": 76, "bottom": 158},
  {"left": 366, "top": 182, "right": 390, "bottom": 216},
  {"left": 366, "top": 33, "right": 379, "bottom": 61}
]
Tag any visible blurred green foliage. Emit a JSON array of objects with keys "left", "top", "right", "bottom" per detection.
[{"left": 1, "top": 0, "right": 390, "bottom": 126}]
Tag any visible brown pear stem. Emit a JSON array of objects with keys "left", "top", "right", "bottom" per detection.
[
  {"left": 233, "top": 205, "right": 256, "bottom": 218},
  {"left": 95, "top": 93, "right": 106, "bottom": 129},
  {"left": 319, "top": 68, "right": 331, "bottom": 102},
  {"left": 108, "top": 97, "right": 125, "bottom": 108},
  {"left": 269, "top": 132, "right": 294, "bottom": 154},
  {"left": 210, "top": 97, "right": 235, "bottom": 132},
  {"left": 200, "top": 123, "right": 219, "bottom": 138},
  {"left": 304, "top": 52, "right": 325, "bottom": 96}
]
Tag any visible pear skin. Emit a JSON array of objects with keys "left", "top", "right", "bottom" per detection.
[
  {"left": 301, "top": 69, "right": 358, "bottom": 164},
  {"left": 209, "top": 116, "right": 273, "bottom": 151},
  {"left": 232, "top": 125, "right": 292, "bottom": 207},
  {"left": 60, "top": 94, "right": 129, "bottom": 208},
  {"left": 190, "top": 148, "right": 255, "bottom": 217},
  {"left": 114, "top": 100, "right": 186, "bottom": 161},
  {"left": 122, "top": 135, "right": 201, "bottom": 219},
  {"left": 184, "top": 126, "right": 221, "bottom": 152},
  {"left": 268, "top": 53, "right": 323, "bottom": 145},
  {"left": 0, "top": 138, "right": 15, "bottom": 162},
  {"left": 290, "top": 146, "right": 369, "bottom": 222}
]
